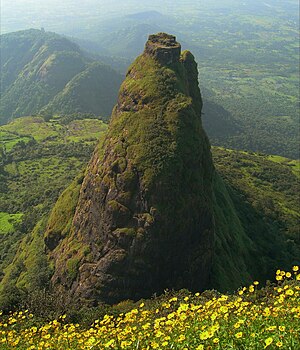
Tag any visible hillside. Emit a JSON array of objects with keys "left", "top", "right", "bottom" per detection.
[
  {"left": 41, "top": 62, "right": 122, "bottom": 118},
  {"left": 0, "top": 115, "right": 108, "bottom": 285},
  {"left": 0, "top": 29, "right": 122, "bottom": 124},
  {"left": 211, "top": 148, "right": 299, "bottom": 291},
  {"left": 1, "top": 18, "right": 298, "bottom": 157}
]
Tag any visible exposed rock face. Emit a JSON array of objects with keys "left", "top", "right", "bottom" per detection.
[
  {"left": 48, "top": 33, "right": 215, "bottom": 305},
  {"left": 145, "top": 33, "right": 181, "bottom": 65}
]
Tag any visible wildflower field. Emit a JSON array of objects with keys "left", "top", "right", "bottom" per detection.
[{"left": 0, "top": 268, "right": 299, "bottom": 349}]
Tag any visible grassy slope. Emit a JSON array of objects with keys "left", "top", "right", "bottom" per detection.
[
  {"left": 0, "top": 213, "right": 23, "bottom": 235},
  {"left": 212, "top": 147, "right": 299, "bottom": 291},
  {"left": 213, "top": 147, "right": 299, "bottom": 241},
  {"left": 1, "top": 269, "right": 299, "bottom": 350}
]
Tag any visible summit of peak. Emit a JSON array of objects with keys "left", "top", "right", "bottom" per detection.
[
  {"left": 144, "top": 32, "right": 181, "bottom": 65},
  {"left": 147, "top": 33, "right": 179, "bottom": 48}
]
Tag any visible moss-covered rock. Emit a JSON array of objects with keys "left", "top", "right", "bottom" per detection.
[
  {"left": 44, "top": 173, "right": 83, "bottom": 250},
  {"left": 49, "top": 33, "right": 215, "bottom": 304}
]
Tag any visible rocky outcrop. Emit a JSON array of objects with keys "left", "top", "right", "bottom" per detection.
[
  {"left": 48, "top": 33, "right": 215, "bottom": 305},
  {"left": 145, "top": 33, "right": 181, "bottom": 65}
]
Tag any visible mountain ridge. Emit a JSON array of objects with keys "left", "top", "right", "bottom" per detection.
[{"left": 0, "top": 29, "right": 123, "bottom": 124}]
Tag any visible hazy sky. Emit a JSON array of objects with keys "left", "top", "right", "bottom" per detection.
[
  {"left": 0, "top": 0, "right": 203, "bottom": 33},
  {"left": 1, "top": 0, "right": 299, "bottom": 34}
]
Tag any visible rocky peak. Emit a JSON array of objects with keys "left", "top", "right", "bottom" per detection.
[
  {"left": 48, "top": 33, "right": 214, "bottom": 305},
  {"left": 144, "top": 32, "right": 181, "bottom": 65}
]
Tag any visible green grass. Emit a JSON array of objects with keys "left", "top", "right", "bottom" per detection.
[
  {"left": 65, "top": 119, "right": 108, "bottom": 142},
  {"left": 267, "top": 155, "right": 300, "bottom": 178},
  {"left": 0, "top": 130, "right": 32, "bottom": 152},
  {"left": 0, "top": 212, "right": 23, "bottom": 234},
  {"left": 1, "top": 116, "right": 59, "bottom": 141},
  {"left": 1, "top": 116, "right": 108, "bottom": 144}
]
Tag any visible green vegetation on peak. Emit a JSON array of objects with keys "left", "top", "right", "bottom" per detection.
[
  {"left": 0, "top": 28, "right": 298, "bottom": 310},
  {"left": 41, "top": 33, "right": 297, "bottom": 307}
]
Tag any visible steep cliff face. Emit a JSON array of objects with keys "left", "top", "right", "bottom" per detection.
[{"left": 47, "top": 33, "right": 215, "bottom": 304}]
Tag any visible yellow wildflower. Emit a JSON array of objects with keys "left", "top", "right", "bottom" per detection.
[
  {"left": 264, "top": 337, "right": 273, "bottom": 348},
  {"left": 285, "top": 289, "right": 294, "bottom": 296},
  {"left": 196, "top": 345, "right": 204, "bottom": 350},
  {"left": 178, "top": 335, "right": 186, "bottom": 342},
  {"left": 200, "top": 331, "right": 210, "bottom": 340}
]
